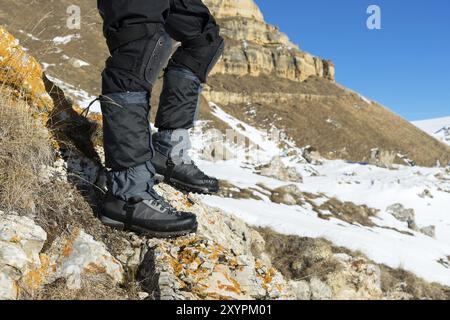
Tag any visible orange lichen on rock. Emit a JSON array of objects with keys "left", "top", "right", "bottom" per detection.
[
  {"left": 22, "top": 253, "right": 53, "bottom": 292},
  {"left": 9, "top": 235, "right": 21, "bottom": 244},
  {"left": 84, "top": 262, "right": 107, "bottom": 275},
  {"left": 61, "top": 228, "right": 81, "bottom": 258},
  {"left": 0, "top": 26, "right": 53, "bottom": 110}
]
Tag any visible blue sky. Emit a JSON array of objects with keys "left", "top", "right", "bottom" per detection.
[{"left": 254, "top": 0, "right": 450, "bottom": 121}]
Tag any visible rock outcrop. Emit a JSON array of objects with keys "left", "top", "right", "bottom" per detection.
[
  {"left": 0, "top": 214, "right": 47, "bottom": 300},
  {"left": 139, "top": 185, "right": 296, "bottom": 300},
  {"left": 0, "top": 27, "right": 52, "bottom": 110},
  {"left": 256, "top": 157, "right": 303, "bottom": 183},
  {"left": 203, "top": 0, "right": 335, "bottom": 82},
  {"left": 0, "top": 214, "right": 124, "bottom": 299}
]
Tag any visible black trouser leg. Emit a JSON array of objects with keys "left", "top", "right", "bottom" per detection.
[
  {"left": 153, "top": 0, "right": 224, "bottom": 161},
  {"left": 98, "top": 0, "right": 223, "bottom": 199},
  {"left": 98, "top": 0, "right": 172, "bottom": 200}
]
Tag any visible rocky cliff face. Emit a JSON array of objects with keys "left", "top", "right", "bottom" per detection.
[{"left": 204, "top": 0, "right": 335, "bottom": 81}]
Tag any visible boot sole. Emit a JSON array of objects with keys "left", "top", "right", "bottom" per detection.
[
  {"left": 100, "top": 215, "right": 198, "bottom": 239},
  {"left": 155, "top": 174, "right": 219, "bottom": 195}
]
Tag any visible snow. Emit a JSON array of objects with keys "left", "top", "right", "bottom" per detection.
[
  {"left": 18, "top": 29, "right": 40, "bottom": 41},
  {"left": 189, "top": 102, "right": 450, "bottom": 286},
  {"left": 358, "top": 94, "right": 372, "bottom": 105},
  {"left": 201, "top": 196, "right": 450, "bottom": 285},
  {"left": 69, "top": 58, "right": 90, "bottom": 68},
  {"left": 54, "top": 78, "right": 450, "bottom": 286},
  {"left": 45, "top": 75, "right": 100, "bottom": 113},
  {"left": 413, "top": 116, "right": 450, "bottom": 146},
  {"left": 52, "top": 34, "right": 80, "bottom": 46},
  {"left": 414, "top": 116, "right": 450, "bottom": 134}
]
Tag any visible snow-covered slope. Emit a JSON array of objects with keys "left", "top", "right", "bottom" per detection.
[
  {"left": 413, "top": 116, "right": 450, "bottom": 147},
  {"left": 34, "top": 71, "right": 450, "bottom": 287},
  {"left": 188, "top": 103, "right": 450, "bottom": 286}
]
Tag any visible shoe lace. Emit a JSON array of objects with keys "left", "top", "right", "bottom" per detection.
[{"left": 148, "top": 191, "right": 181, "bottom": 216}]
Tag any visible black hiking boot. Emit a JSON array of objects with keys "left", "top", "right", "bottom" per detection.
[
  {"left": 151, "top": 150, "right": 219, "bottom": 194},
  {"left": 101, "top": 190, "right": 198, "bottom": 238}
]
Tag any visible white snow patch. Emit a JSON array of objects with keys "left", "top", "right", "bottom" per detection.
[
  {"left": 189, "top": 101, "right": 450, "bottom": 286},
  {"left": 69, "top": 58, "right": 90, "bottom": 68},
  {"left": 52, "top": 34, "right": 80, "bottom": 46},
  {"left": 46, "top": 75, "right": 100, "bottom": 113},
  {"left": 413, "top": 116, "right": 450, "bottom": 147},
  {"left": 18, "top": 29, "right": 40, "bottom": 41}
]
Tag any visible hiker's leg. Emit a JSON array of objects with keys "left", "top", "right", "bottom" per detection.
[
  {"left": 154, "top": 0, "right": 224, "bottom": 133},
  {"left": 97, "top": 0, "right": 198, "bottom": 237},
  {"left": 152, "top": 0, "right": 223, "bottom": 194},
  {"left": 98, "top": 0, "right": 173, "bottom": 200}
]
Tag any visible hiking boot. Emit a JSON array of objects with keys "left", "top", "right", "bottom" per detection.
[
  {"left": 101, "top": 190, "right": 198, "bottom": 238},
  {"left": 152, "top": 150, "right": 219, "bottom": 194}
]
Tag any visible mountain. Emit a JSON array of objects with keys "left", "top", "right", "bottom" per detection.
[
  {"left": 1, "top": 0, "right": 449, "bottom": 166},
  {"left": 1, "top": 1, "right": 450, "bottom": 300},
  {"left": 413, "top": 116, "right": 450, "bottom": 148}
]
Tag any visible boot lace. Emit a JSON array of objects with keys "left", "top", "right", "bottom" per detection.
[{"left": 147, "top": 190, "right": 182, "bottom": 216}]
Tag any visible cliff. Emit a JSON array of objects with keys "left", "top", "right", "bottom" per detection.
[{"left": 204, "top": 0, "right": 335, "bottom": 81}]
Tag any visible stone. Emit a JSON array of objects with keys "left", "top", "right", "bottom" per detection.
[
  {"left": 386, "top": 204, "right": 416, "bottom": 225},
  {"left": 201, "top": 141, "right": 235, "bottom": 162},
  {"left": 256, "top": 156, "right": 303, "bottom": 183},
  {"left": 258, "top": 253, "right": 272, "bottom": 269},
  {"left": 200, "top": 265, "right": 250, "bottom": 300},
  {"left": 327, "top": 255, "right": 383, "bottom": 300},
  {"left": 418, "top": 189, "right": 433, "bottom": 199},
  {"left": 266, "top": 270, "right": 293, "bottom": 299},
  {"left": 270, "top": 184, "right": 303, "bottom": 206},
  {"left": 0, "top": 266, "right": 19, "bottom": 300},
  {"left": 310, "top": 277, "right": 332, "bottom": 300},
  {"left": 46, "top": 229, "right": 124, "bottom": 290},
  {"left": 138, "top": 291, "right": 149, "bottom": 300},
  {"left": 232, "top": 255, "right": 266, "bottom": 298},
  {"left": 204, "top": 0, "right": 265, "bottom": 22},
  {"left": 136, "top": 185, "right": 298, "bottom": 300},
  {"left": 290, "top": 280, "right": 311, "bottom": 300},
  {"left": 419, "top": 225, "right": 436, "bottom": 238},
  {"left": 250, "top": 230, "right": 266, "bottom": 258},
  {"left": 0, "top": 214, "right": 47, "bottom": 299},
  {"left": 0, "top": 214, "right": 47, "bottom": 267}
]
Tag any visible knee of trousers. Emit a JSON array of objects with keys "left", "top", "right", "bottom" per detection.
[
  {"left": 170, "top": 30, "right": 225, "bottom": 83},
  {"left": 100, "top": 92, "right": 153, "bottom": 170},
  {"left": 102, "top": 24, "right": 173, "bottom": 93},
  {"left": 155, "top": 67, "right": 203, "bottom": 130}
]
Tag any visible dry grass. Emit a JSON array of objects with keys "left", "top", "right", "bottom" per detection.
[
  {"left": 257, "top": 227, "right": 342, "bottom": 282},
  {"left": 0, "top": 89, "right": 53, "bottom": 212},
  {"left": 0, "top": 86, "right": 140, "bottom": 299},
  {"left": 258, "top": 227, "right": 450, "bottom": 300},
  {"left": 31, "top": 278, "right": 132, "bottom": 300},
  {"left": 314, "top": 198, "right": 379, "bottom": 227},
  {"left": 378, "top": 150, "right": 397, "bottom": 168},
  {"left": 379, "top": 265, "right": 450, "bottom": 300},
  {"left": 207, "top": 75, "right": 450, "bottom": 167}
]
